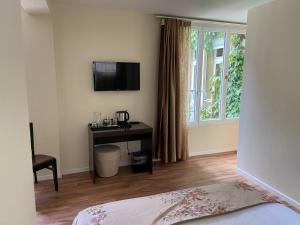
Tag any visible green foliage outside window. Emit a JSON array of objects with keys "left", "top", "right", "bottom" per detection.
[
  {"left": 189, "top": 30, "right": 245, "bottom": 121},
  {"left": 204, "top": 32, "right": 224, "bottom": 52},
  {"left": 200, "top": 63, "right": 221, "bottom": 120},
  {"left": 191, "top": 30, "right": 198, "bottom": 53},
  {"left": 226, "top": 34, "right": 245, "bottom": 118},
  {"left": 200, "top": 32, "right": 224, "bottom": 120}
]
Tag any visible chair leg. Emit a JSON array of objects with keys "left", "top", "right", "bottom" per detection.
[
  {"left": 34, "top": 172, "right": 38, "bottom": 183},
  {"left": 52, "top": 160, "right": 58, "bottom": 191}
]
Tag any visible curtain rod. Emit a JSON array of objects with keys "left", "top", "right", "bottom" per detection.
[{"left": 155, "top": 15, "right": 247, "bottom": 26}]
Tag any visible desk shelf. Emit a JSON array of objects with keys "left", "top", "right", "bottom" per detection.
[{"left": 88, "top": 122, "right": 153, "bottom": 183}]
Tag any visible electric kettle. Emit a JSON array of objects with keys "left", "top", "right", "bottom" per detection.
[{"left": 116, "top": 110, "right": 130, "bottom": 125}]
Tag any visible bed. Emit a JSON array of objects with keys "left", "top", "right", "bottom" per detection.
[
  {"left": 72, "top": 182, "right": 300, "bottom": 225},
  {"left": 183, "top": 203, "right": 300, "bottom": 225}
]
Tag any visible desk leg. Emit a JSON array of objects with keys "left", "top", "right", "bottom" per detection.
[
  {"left": 92, "top": 150, "right": 96, "bottom": 184},
  {"left": 89, "top": 130, "right": 96, "bottom": 184},
  {"left": 91, "top": 147, "right": 97, "bottom": 184},
  {"left": 141, "top": 136, "right": 153, "bottom": 174},
  {"left": 90, "top": 161, "right": 96, "bottom": 184}
]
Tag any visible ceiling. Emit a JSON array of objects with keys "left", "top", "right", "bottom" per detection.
[{"left": 57, "top": 0, "right": 273, "bottom": 23}]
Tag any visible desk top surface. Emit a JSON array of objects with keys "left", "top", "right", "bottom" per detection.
[{"left": 88, "top": 122, "right": 153, "bottom": 136}]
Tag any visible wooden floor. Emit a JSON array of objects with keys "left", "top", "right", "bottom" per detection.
[
  {"left": 34, "top": 152, "right": 298, "bottom": 224},
  {"left": 36, "top": 152, "right": 299, "bottom": 224},
  {"left": 35, "top": 152, "right": 239, "bottom": 224}
]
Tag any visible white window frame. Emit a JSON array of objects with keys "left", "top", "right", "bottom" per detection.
[{"left": 189, "top": 23, "right": 246, "bottom": 127}]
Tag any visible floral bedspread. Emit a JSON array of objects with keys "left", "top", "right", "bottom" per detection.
[{"left": 72, "top": 181, "right": 276, "bottom": 225}]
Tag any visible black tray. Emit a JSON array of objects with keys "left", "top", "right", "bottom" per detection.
[{"left": 89, "top": 123, "right": 131, "bottom": 131}]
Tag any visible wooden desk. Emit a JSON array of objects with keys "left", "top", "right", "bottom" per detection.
[{"left": 88, "top": 122, "right": 153, "bottom": 183}]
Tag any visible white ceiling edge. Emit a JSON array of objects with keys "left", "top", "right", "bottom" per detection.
[{"left": 20, "top": 0, "right": 50, "bottom": 15}]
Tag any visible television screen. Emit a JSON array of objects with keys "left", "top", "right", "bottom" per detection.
[{"left": 93, "top": 62, "right": 140, "bottom": 91}]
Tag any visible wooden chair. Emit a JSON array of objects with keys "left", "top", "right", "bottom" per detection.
[{"left": 29, "top": 123, "right": 58, "bottom": 191}]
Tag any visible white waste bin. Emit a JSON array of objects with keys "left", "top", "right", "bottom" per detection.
[{"left": 95, "top": 145, "right": 120, "bottom": 177}]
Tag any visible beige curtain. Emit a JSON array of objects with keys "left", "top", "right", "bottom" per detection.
[{"left": 156, "top": 19, "right": 191, "bottom": 163}]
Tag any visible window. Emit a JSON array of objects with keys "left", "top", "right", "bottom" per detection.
[
  {"left": 200, "top": 31, "right": 225, "bottom": 120},
  {"left": 226, "top": 34, "right": 246, "bottom": 119},
  {"left": 188, "top": 30, "right": 199, "bottom": 122},
  {"left": 188, "top": 27, "right": 246, "bottom": 124}
]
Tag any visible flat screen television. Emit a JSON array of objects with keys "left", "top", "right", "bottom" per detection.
[{"left": 93, "top": 61, "right": 140, "bottom": 91}]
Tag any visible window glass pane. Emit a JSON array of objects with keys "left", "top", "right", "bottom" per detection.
[
  {"left": 188, "top": 29, "right": 199, "bottom": 122},
  {"left": 226, "top": 33, "right": 246, "bottom": 119},
  {"left": 200, "top": 32, "right": 225, "bottom": 120}
]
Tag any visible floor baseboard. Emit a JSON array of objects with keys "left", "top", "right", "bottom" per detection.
[
  {"left": 37, "top": 173, "right": 62, "bottom": 181},
  {"left": 37, "top": 167, "right": 90, "bottom": 181},
  {"left": 36, "top": 150, "right": 233, "bottom": 181},
  {"left": 237, "top": 167, "right": 300, "bottom": 209},
  {"left": 189, "top": 148, "right": 236, "bottom": 157},
  {"left": 57, "top": 151, "right": 235, "bottom": 178},
  {"left": 62, "top": 167, "right": 90, "bottom": 175}
]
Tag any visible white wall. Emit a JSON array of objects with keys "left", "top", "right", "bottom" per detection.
[
  {"left": 189, "top": 122, "right": 239, "bottom": 155},
  {"left": 238, "top": 0, "right": 300, "bottom": 204},
  {"left": 22, "top": 11, "right": 61, "bottom": 178},
  {"left": 0, "top": 0, "right": 36, "bottom": 224},
  {"left": 52, "top": 2, "right": 160, "bottom": 173},
  {"left": 21, "top": 1, "right": 239, "bottom": 174}
]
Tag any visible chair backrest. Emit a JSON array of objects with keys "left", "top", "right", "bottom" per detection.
[{"left": 29, "top": 122, "right": 35, "bottom": 158}]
